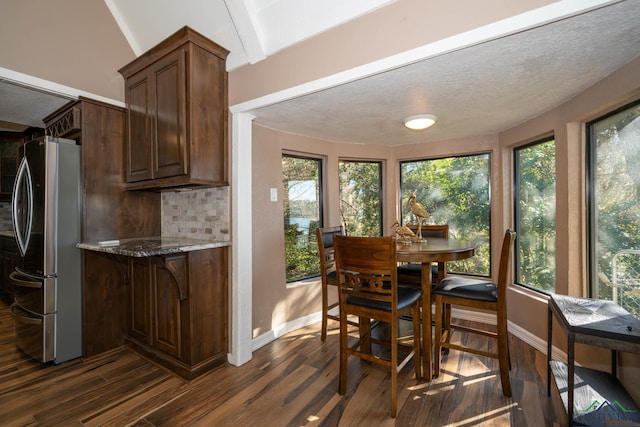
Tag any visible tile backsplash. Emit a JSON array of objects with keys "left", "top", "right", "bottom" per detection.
[{"left": 161, "top": 187, "right": 230, "bottom": 241}]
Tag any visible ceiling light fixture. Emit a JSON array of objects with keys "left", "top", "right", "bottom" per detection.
[{"left": 403, "top": 114, "right": 437, "bottom": 130}]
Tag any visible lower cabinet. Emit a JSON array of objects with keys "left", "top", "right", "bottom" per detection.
[
  {"left": 128, "top": 257, "right": 152, "bottom": 344},
  {"left": 126, "top": 247, "right": 228, "bottom": 379}
]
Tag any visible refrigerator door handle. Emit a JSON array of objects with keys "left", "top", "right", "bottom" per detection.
[
  {"left": 9, "top": 302, "right": 42, "bottom": 325},
  {"left": 9, "top": 271, "right": 42, "bottom": 289},
  {"left": 12, "top": 157, "right": 33, "bottom": 257}
]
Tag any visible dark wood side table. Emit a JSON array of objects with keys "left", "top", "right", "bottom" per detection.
[{"left": 547, "top": 294, "right": 640, "bottom": 426}]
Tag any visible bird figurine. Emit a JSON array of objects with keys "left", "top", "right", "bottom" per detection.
[
  {"left": 407, "top": 193, "right": 429, "bottom": 239},
  {"left": 391, "top": 221, "right": 416, "bottom": 242}
]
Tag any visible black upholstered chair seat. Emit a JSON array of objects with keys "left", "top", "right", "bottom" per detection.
[
  {"left": 347, "top": 287, "right": 422, "bottom": 311},
  {"left": 433, "top": 276, "right": 498, "bottom": 302}
]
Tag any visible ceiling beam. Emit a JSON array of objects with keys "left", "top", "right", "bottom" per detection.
[{"left": 224, "top": 0, "right": 266, "bottom": 65}]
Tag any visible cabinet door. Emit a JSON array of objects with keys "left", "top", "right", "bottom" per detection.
[
  {"left": 151, "top": 255, "right": 185, "bottom": 359},
  {"left": 125, "top": 71, "right": 154, "bottom": 182},
  {"left": 128, "top": 258, "right": 151, "bottom": 343},
  {"left": 152, "top": 49, "right": 187, "bottom": 180}
]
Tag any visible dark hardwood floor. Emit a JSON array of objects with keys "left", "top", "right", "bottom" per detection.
[{"left": 0, "top": 298, "right": 566, "bottom": 426}]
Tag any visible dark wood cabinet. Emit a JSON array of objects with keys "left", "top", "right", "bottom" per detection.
[
  {"left": 119, "top": 26, "right": 229, "bottom": 190},
  {"left": 0, "top": 140, "right": 21, "bottom": 202},
  {"left": 129, "top": 257, "right": 152, "bottom": 344},
  {"left": 124, "top": 48, "right": 187, "bottom": 183},
  {"left": 150, "top": 255, "right": 185, "bottom": 359},
  {"left": 128, "top": 254, "right": 186, "bottom": 357},
  {"left": 126, "top": 247, "right": 228, "bottom": 379}
]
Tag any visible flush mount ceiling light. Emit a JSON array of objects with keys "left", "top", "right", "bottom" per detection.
[{"left": 403, "top": 114, "right": 437, "bottom": 130}]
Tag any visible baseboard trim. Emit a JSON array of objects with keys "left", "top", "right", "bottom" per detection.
[{"left": 252, "top": 311, "right": 322, "bottom": 351}]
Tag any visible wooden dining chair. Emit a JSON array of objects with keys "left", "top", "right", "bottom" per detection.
[
  {"left": 397, "top": 223, "right": 449, "bottom": 286},
  {"left": 333, "top": 235, "right": 422, "bottom": 418},
  {"left": 432, "top": 229, "right": 516, "bottom": 397},
  {"left": 316, "top": 226, "right": 357, "bottom": 341}
]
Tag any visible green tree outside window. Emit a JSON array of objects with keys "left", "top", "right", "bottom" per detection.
[
  {"left": 282, "top": 154, "right": 322, "bottom": 282},
  {"left": 589, "top": 101, "right": 640, "bottom": 317},
  {"left": 515, "top": 139, "right": 556, "bottom": 292},
  {"left": 400, "top": 154, "right": 491, "bottom": 276},
  {"left": 338, "top": 160, "right": 382, "bottom": 237}
]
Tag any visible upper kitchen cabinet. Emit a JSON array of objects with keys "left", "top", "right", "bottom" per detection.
[{"left": 118, "top": 26, "right": 229, "bottom": 190}]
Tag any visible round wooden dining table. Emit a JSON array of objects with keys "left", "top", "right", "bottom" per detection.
[{"left": 396, "top": 237, "right": 476, "bottom": 380}]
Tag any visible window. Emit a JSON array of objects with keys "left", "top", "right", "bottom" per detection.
[
  {"left": 282, "top": 154, "right": 322, "bottom": 282},
  {"left": 338, "top": 160, "right": 383, "bottom": 236},
  {"left": 587, "top": 100, "right": 640, "bottom": 317},
  {"left": 514, "top": 138, "right": 556, "bottom": 292},
  {"left": 400, "top": 154, "right": 491, "bottom": 275}
]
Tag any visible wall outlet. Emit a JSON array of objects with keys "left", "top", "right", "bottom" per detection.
[{"left": 270, "top": 188, "right": 278, "bottom": 202}]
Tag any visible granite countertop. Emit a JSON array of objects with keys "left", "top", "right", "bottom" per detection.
[{"left": 77, "top": 236, "right": 230, "bottom": 257}]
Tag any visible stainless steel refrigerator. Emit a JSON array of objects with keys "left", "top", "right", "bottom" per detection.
[{"left": 9, "top": 136, "right": 82, "bottom": 364}]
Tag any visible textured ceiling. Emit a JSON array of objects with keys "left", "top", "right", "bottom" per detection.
[
  {"left": 0, "top": 81, "right": 73, "bottom": 131},
  {"left": 248, "top": 0, "right": 640, "bottom": 145}
]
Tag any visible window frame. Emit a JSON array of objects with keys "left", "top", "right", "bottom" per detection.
[
  {"left": 282, "top": 152, "right": 324, "bottom": 283},
  {"left": 586, "top": 98, "right": 640, "bottom": 300},
  {"left": 399, "top": 152, "right": 492, "bottom": 277},
  {"left": 338, "top": 158, "right": 384, "bottom": 237},
  {"left": 512, "top": 136, "right": 556, "bottom": 294}
]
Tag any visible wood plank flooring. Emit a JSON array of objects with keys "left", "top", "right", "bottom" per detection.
[{"left": 0, "top": 299, "right": 566, "bottom": 426}]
